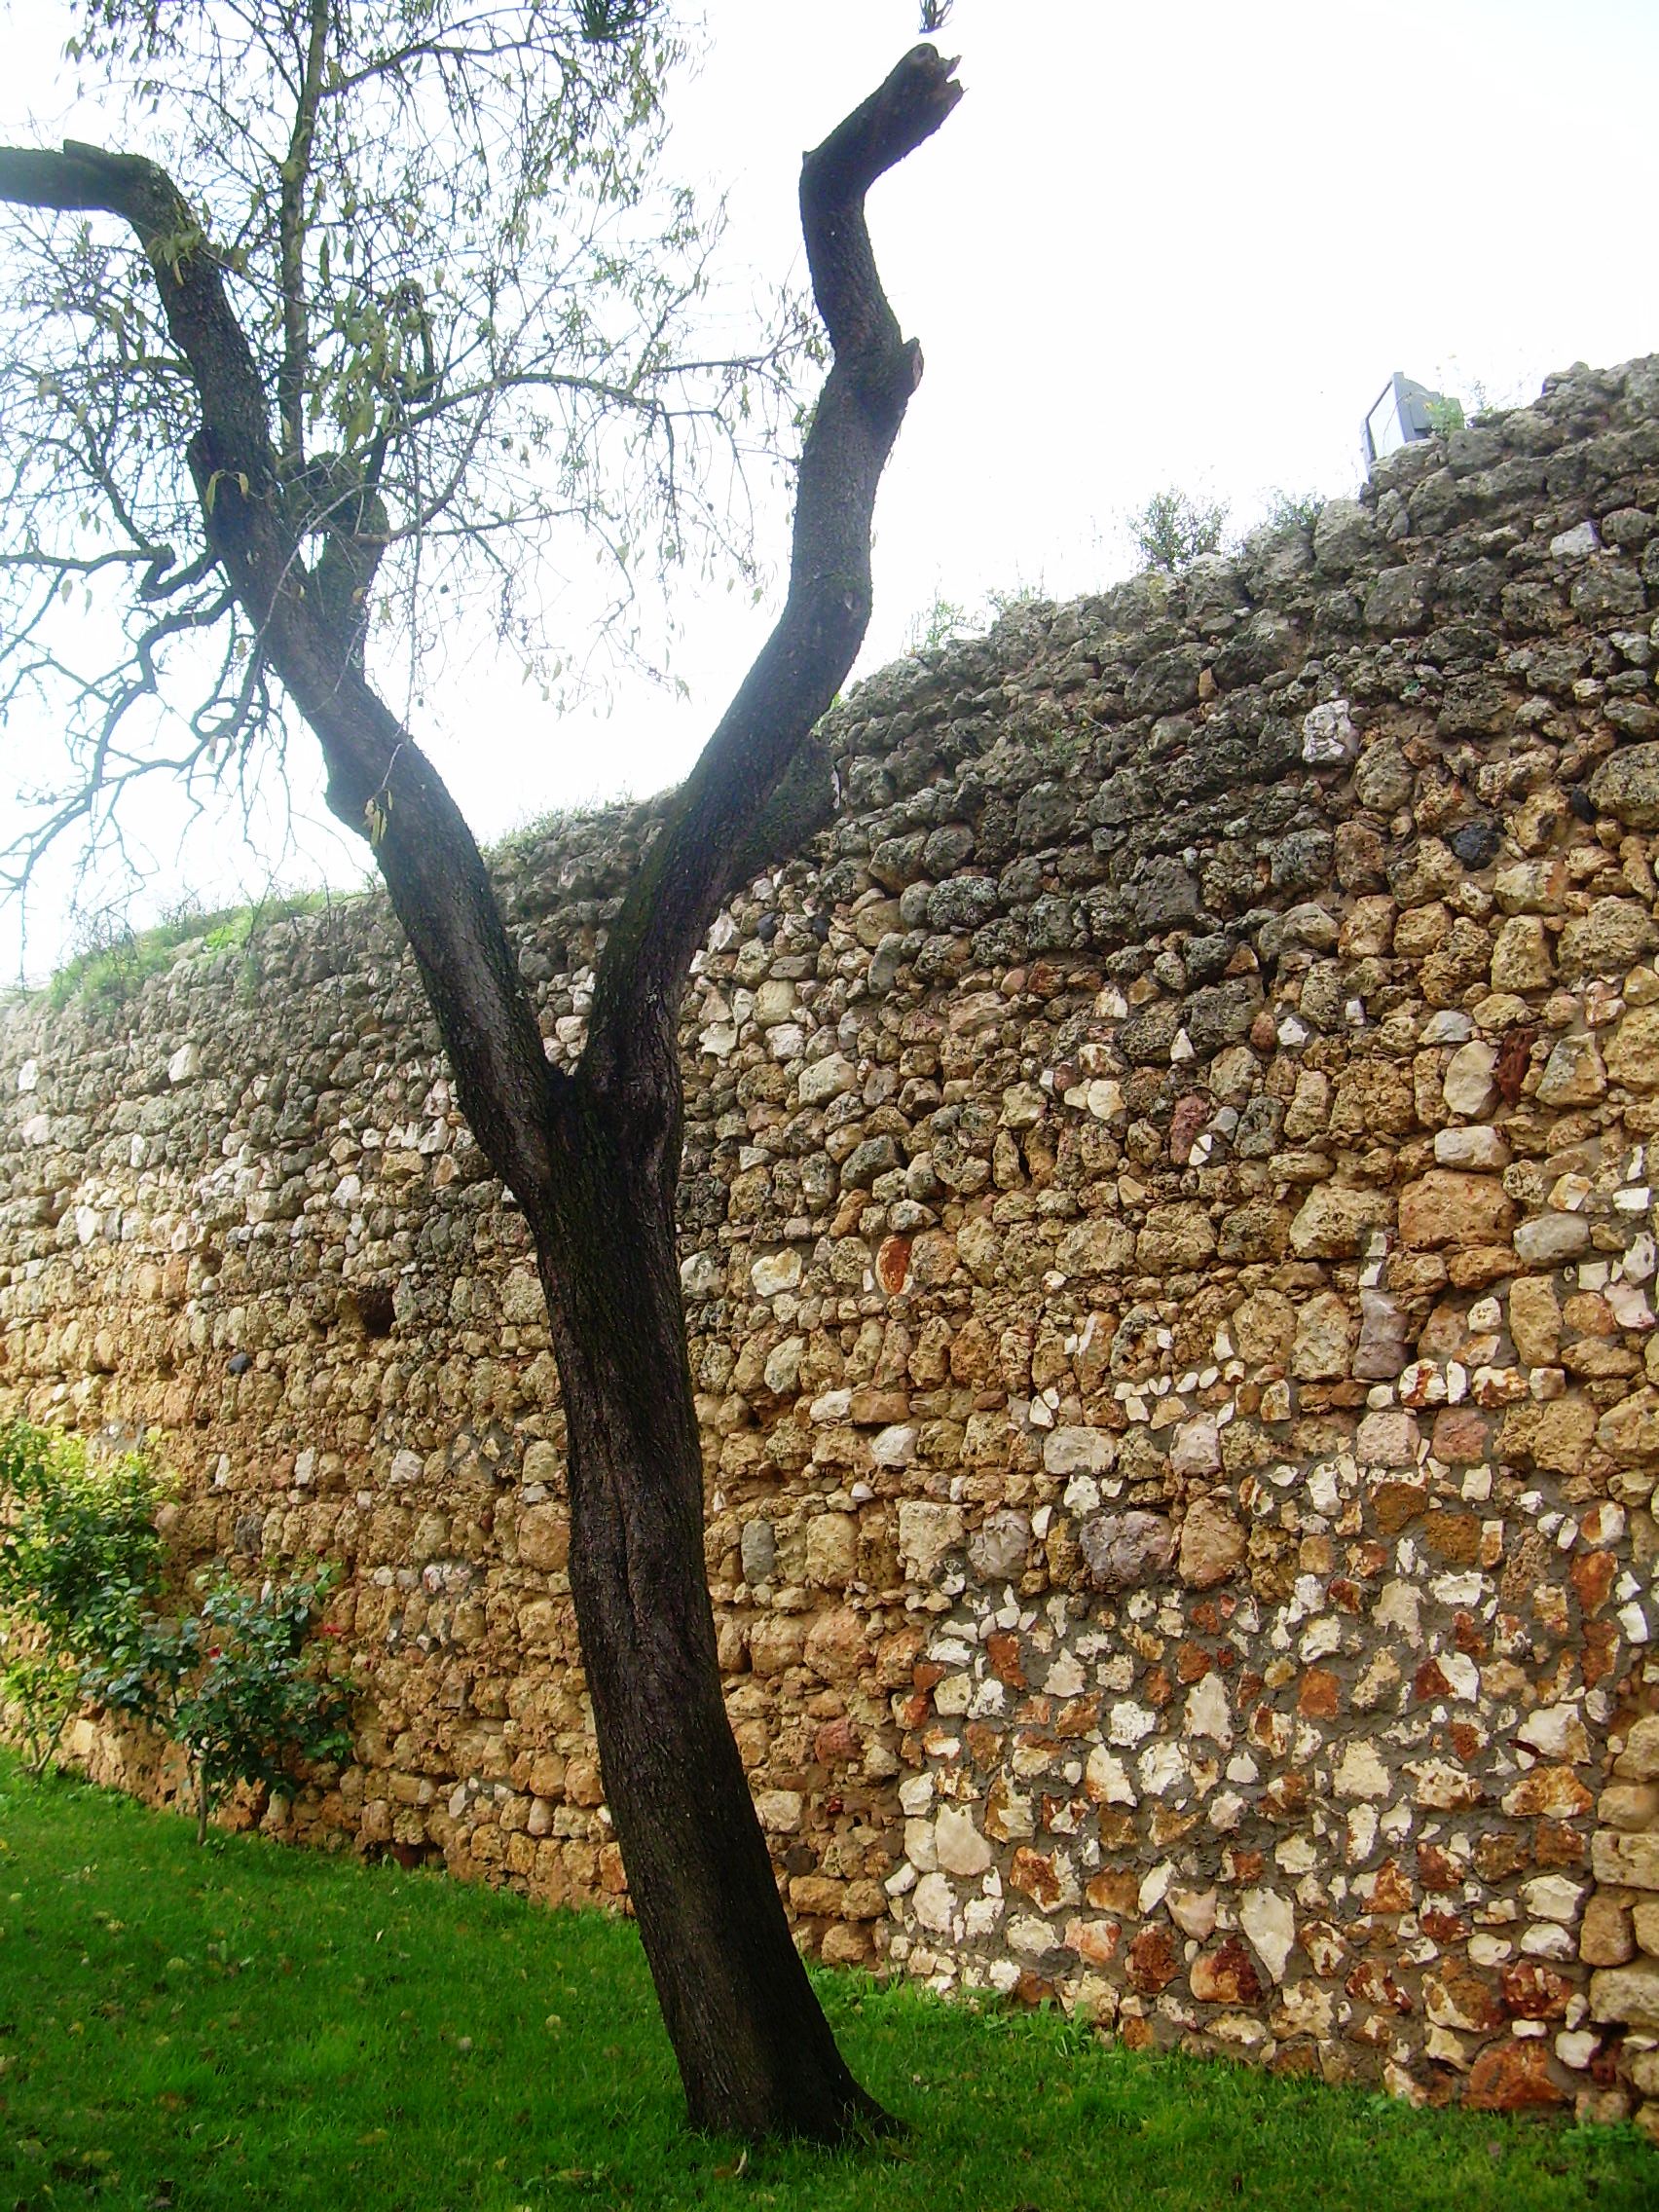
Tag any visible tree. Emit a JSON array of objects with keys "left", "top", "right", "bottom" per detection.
[{"left": 0, "top": 0, "right": 961, "bottom": 2147}]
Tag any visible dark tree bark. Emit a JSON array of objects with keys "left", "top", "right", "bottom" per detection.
[{"left": 0, "top": 40, "right": 961, "bottom": 2143}]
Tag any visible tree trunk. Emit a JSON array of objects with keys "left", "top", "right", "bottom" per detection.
[{"left": 527, "top": 1077, "right": 887, "bottom": 2141}]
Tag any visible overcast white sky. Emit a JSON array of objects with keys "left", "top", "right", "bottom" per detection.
[{"left": 3, "top": 0, "right": 1657, "bottom": 977}]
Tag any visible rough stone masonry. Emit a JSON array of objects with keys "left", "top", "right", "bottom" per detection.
[{"left": 6, "top": 355, "right": 1659, "bottom": 2126}]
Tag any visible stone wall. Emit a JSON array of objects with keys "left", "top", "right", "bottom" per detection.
[{"left": 6, "top": 355, "right": 1659, "bottom": 2125}]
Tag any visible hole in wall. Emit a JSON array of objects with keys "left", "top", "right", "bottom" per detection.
[{"left": 351, "top": 1285, "right": 396, "bottom": 1339}]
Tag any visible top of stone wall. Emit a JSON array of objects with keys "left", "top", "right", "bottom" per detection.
[{"left": 8, "top": 350, "right": 1659, "bottom": 1081}]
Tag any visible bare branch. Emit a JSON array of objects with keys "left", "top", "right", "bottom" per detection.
[
  {"left": 277, "top": 0, "right": 333, "bottom": 463},
  {"left": 583, "top": 45, "right": 963, "bottom": 1117}
]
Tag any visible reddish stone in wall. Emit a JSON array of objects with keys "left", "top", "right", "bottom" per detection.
[
  {"left": 1584, "top": 1618, "right": 1620, "bottom": 1687},
  {"left": 1170, "top": 1093, "right": 1210, "bottom": 1165},
  {"left": 1500, "top": 1962, "right": 1571, "bottom": 2019},
  {"left": 1466, "top": 2041, "right": 1565, "bottom": 2111},
  {"left": 1570, "top": 1548, "right": 1618, "bottom": 1618},
  {"left": 1346, "top": 1959, "right": 1413, "bottom": 2014},
  {"left": 1417, "top": 1843, "right": 1461, "bottom": 1892},
  {"left": 1299, "top": 1668, "right": 1341, "bottom": 1718},
  {"left": 1009, "top": 1848, "right": 1064, "bottom": 1908},
  {"left": 1191, "top": 1936, "right": 1264, "bottom": 2007},
  {"left": 1361, "top": 1858, "right": 1414, "bottom": 1915},
  {"left": 1126, "top": 1925, "right": 1180, "bottom": 1994},
  {"left": 1064, "top": 1916, "right": 1123, "bottom": 1967},
  {"left": 813, "top": 1716, "right": 860, "bottom": 1766},
  {"left": 1430, "top": 1407, "right": 1493, "bottom": 1464},
  {"left": 1087, "top": 1868, "right": 1141, "bottom": 1916}
]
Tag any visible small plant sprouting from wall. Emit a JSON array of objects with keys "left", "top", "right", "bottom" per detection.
[
  {"left": 905, "top": 593, "right": 976, "bottom": 656},
  {"left": 1126, "top": 486, "right": 1231, "bottom": 573},
  {"left": 1261, "top": 488, "right": 1324, "bottom": 535}
]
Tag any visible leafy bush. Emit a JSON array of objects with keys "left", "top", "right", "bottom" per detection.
[
  {"left": 1127, "top": 487, "right": 1230, "bottom": 573},
  {"left": 0, "top": 1419, "right": 350, "bottom": 1836},
  {"left": 92, "top": 1564, "right": 353, "bottom": 1843},
  {"left": 0, "top": 1421, "right": 167, "bottom": 1773}
]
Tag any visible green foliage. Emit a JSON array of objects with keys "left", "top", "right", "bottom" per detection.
[
  {"left": 901, "top": 571, "right": 1048, "bottom": 659},
  {"left": 0, "top": 1418, "right": 348, "bottom": 1831},
  {"left": 982, "top": 574, "right": 1049, "bottom": 623},
  {"left": 1262, "top": 488, "right": 1323, "bottom": 535},
  {"left": 1424, "top": 394, "right": 1466, "bottom": 436},
  {"left": 2, "top": 1753, "right": 1654, "bottom": 2210},
  {"left": 6, "top": 0, "right": 812, "bottom": 889},
  {"left": 0, "top": 1420, "right": 168, "bottom": 1774},
  {"left": 903, "top": 593, "right": 974, "bottom": 655},
  {"left": 44, "top": 887, "right": 339, "bottom": 1011},
  {"left": 1127, "top": 486, "right": 1231, "bottom": 573},
  {"left": 90, "top": 1563, "right": 352, "bottom": 1843}
]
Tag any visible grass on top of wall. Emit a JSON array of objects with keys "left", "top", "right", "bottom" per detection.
[{"left": 0, "top": 1756, "right": 1649, "bottom": 2212}]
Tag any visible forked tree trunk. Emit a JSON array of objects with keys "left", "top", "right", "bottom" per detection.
[
  {"left": 528, "top": 1078, "right": 886, "bottom": 2139},
  {"left": 0, "top": 40, "right": 962, "bottom": 2147}
]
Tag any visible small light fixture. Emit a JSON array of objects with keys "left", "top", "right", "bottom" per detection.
[{"left": 1361, "top": 372, "right": 1453, "bottom": 474}]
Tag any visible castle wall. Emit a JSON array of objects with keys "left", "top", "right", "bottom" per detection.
[{"left": 9, "top": 355, "right": 1659, "bottom": 2121}]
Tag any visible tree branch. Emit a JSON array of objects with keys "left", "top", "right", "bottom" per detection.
[
  {"left": 0, "top": 133, "right": 558, "bottom": 1216},
  {"left": 581, "top": 44, "right": 961, "bottom": 1129},
  {"left": 277, "top": 0, "right": 332, "bottom": 465}
]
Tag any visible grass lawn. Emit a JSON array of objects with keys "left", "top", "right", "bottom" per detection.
[{"left": 0, "top": 1757, "right": 1651, "bottom": 2212}]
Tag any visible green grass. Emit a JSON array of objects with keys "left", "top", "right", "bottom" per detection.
[
  {"left": 43, "top": 890, "right": 342, "bottom": 1012},
  {"left": 0, "top": 1758, "right": 1650, "bottom": 2212}
]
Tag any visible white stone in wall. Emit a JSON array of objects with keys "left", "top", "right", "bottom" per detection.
[
  {"left": 912, "top": 1873, "right": 955, "bottom": 1935},
  {"left": 797, "top": 1052, "right": 857, "bottom": 1106},
  {"left": 1139, "top": 1741, "right": 1186, "bottom": 1798},
  {"left": 1518, "top": 1705, "right": 1591, "bottom": 1761},
  {"left": 1334, "top": 1741, "right": 1391, "bottom": 1801},
  {"left": 1550, "top": 520, "right": 1601, "bottom": 560},
  {"left": 1085, "top": 1744, "right": 1137, "bottom": 1805},
  {"left": 1522, "top": 1875, "right": 1586, "bottom": 1925},
  {"left": 1043, "top": 1426, "right": 1113, "bottom": 1476},
  {"left": 1302, "top": 698, "right": 1356, "bottom": 765},
  {"left": 1240, "top": 1889, "right": 1296, "bottom": 1982},
  {"left": 1107, "top": 1700, "right": 1157, "bottom": 1748},
  {"left": 898, "top": 1500, "right": 964, "bottom": 1580},
  {"left": 1185, "top": 1673, "right": 1233, "bottom": 1746},
  {"left": 750, "top": 1248, "right": 801, "bottom": 1298},
  {"left": 935, "top": 1806, "right": 994, "bottom": 1878}
]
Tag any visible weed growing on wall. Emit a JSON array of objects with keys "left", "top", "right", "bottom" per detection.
[{"left": 1126, "top": 486, "right": 1231, "bottom": 571}]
